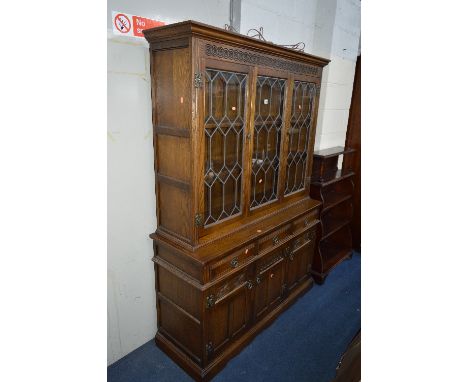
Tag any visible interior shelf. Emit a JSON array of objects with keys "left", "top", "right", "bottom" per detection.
[
  {"left": 321, "top": 217, "right": 352, "bottom": 240},
  {"left": 204, "top": 120, "right": 283, "bottom": 129},
  {"left": 321, "top": 198, "right": 352, "bottom": 238},
  {"left": 322, "top": 191, "right": 352, "bottom": 212},
  {"left": 321, "top": 177, "right": 354, "bottom": 212},
  {"left": 311, "top": 169, "right": 354, "bottom": 186},
  {"left": 313, "top": 146, "right": 356, "bottom": 158},
  {"left": 321, "top": 241, "right": 352, "bottom": 271}
]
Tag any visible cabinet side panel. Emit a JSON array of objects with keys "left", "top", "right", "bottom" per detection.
[
  {"left": 158, "top": 266, "right": 201, "bottom": 319},
  {"left": 156, "top": 135, "right": 190, "bottom": 181},
  {"left": 159, "top": 298, "right": 202, "bottom": 364},
  {"left": 158, "top": 181, "right": 191, "bottom": 240},
  {"left": 154, "top": 48, "right": 191, "bottom": 129}
]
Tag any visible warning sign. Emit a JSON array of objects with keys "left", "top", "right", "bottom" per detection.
[
  {"left": 114, "top": 13, "right": 131, "bottom": 34},
  {"left": 112, "top": 11, "right": 165, "bottom": 38}
]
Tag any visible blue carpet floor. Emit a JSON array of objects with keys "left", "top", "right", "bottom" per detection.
[{"left": 108, "top": 252, "right": 361, "bottom": 382}]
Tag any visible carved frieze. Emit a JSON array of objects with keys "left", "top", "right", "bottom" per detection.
[{"left": 205, "top": 43, "right": 319, "bottom": 76}]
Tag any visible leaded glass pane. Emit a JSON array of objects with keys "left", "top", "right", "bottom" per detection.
[
  {"left": 203, "top": 69, "right": 247, "bottom": 226},
  {"left": 250, "top": 76, "right": 286, "bottom": 209},
  {"left": 284, "top": 81, "right": 316, "bottom": 195}
]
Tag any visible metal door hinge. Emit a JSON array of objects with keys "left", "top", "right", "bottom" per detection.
[
  {"left": 206, "top": 294, "right": 215, "bottom": 308},
  {"left": 195, "top": 213, "right": 203, "bottom": 227},
  {"left": 206, "top": 341, "right": 214, "bottom": 357},
  {"left": 281, "top": 283, "right": 288, "bottom": 297},
  {"left": 194, "top": 72, "right": 203, "bottom": 88}
]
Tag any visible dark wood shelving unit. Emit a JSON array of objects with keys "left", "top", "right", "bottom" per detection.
[{"left": 310, "top": 146, "right": 355, "bottom": 284}]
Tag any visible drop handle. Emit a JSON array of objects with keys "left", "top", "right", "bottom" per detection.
[
  {"left": 256, "top": 276, "right": 261, "bottom": 285},
  {"left": 246, "top": 280, "right": 254, "bottom": 290},
  {"left": 293, "top": 238, "right": 301, "bottom": 249},
  {"left": 230, "top": 257, "right": 239, "bottom": 268},
  {"left": 272, "top": 235, "right": 279, "bottom": 245}
]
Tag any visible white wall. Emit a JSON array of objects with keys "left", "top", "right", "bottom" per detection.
[
  {"left": 314, "top": 0, "right": 361, "bottom": 150},
  {"left": 107, "top": 0, "right": 360, "bottom": 366},
  {"left": 107, "top": 0, "right": 232, "bottom": 366},
  {"left": 240, "top": 0, "right": 319, "bottom": 53}
]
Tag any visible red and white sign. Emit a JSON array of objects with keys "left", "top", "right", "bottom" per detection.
[{"left": 112, "top": 11, "right": 165, "bottom": 38}]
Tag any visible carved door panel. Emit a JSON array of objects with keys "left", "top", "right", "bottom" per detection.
[
  {"left": 285, "top": 232, "right": 315, "bottom": 292},
  {"left": 204, "top": 269, "right": 253, "bottom": 362},
  {"left": 253, "top": 249, "right": 287, "bottom": 321}
]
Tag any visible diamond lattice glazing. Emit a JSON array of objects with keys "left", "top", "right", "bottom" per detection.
[
  {"left": 250, "top": 76, "right": 286, "bottom": 209},
  {"left": 284, "top": 81, "right": 316, "bottom": 195},
  {"left": 203, "top": 69, "right": 247, "bottom": 226}
]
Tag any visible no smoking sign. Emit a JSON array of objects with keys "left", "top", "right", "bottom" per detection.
[
  {"left": 114, "top": 13, "right": 131, "bottom": 34},
  {"left": 112, "top": 11, "right": 165, "bottom": 38}
]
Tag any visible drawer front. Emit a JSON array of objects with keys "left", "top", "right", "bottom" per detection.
[
  {"left": 209, "top": 244, "right": 256, "bottom": 280},
  {"left": 258, "top": 224, "right": 292, "bottom": 255},
  {"left": 286, "top": 226, "right": 318, "bottom": 255},
  {"left": 291, "top": 210, "right": 319, "bottom": 235},
  {"left": 206, "top": 269, "right": 252, "bottom": 309}
]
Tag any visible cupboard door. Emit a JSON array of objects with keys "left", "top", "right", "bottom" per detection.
[
  {"left": 205, "top": 270, "right": 253, "bottom": 362},
  {"left": 285, "top": 233, "right": 315, "bottom": 291},
  {"left": 203, "top": 68, "right": 248, "bottom": 227},
  {"left": 253, "top": 249, "right": 286, "bottom": 321},
  {"left": 284, "top": 81, "right": 317, "bottom": 196},
  {"left": 250, "top": 75, "right": 286, "bottom": 209}
]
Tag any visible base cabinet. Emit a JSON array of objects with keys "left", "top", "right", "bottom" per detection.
[{"left": 154, "top": 202, "right": 320, "bottom": 381}]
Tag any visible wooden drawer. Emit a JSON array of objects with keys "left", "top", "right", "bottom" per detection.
[
  {"left": 291, "top": 210, "right": 319, "bottom": 235},
  {"left": 209, "top": 244, "right": 256, "bottom": 280},
  {"left": 257, "top": 248, "right": 286, "bottom": 275},
  {"left": 257, "top": 224, "right": 292, "bottom": 255},
  {"left": 206, "top": 268, "right": 252, "bottom": 309},
  {"left": 289, "top": 227, "right": 317, "bottom": 252}
]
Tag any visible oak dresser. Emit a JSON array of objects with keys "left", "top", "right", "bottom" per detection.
[{"left": 143, "top": 20, "right": 329, "bottom": 381}]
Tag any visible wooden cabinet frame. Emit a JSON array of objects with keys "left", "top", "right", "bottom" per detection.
[{"left": 144, "top": 21, "right": 329, "bottom": 381}]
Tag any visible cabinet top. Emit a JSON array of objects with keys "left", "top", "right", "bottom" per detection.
[
  {"left": 143, "top": 20, "right": 330, "bottom": 67},
  {"left": 313, "top": 146, "right": 356, "bottom": 158}
]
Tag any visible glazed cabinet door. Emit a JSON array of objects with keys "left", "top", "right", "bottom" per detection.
[
  {"left": 283, "top": 80, "right": 318, "bottom": 196},
  {"left": 253, "top": 248, "right": 287, "bottom": 321},
  {"left": 201, "top": 66, "right": 249, "bottom": 229},
  {"left": 249, "top": 75, "right": 287, "bottom": 210},
  {"left": 204, "top": 269, "right": 253, "bottom": 363}
]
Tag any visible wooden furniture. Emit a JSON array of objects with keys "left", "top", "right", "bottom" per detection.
[
  {"left": 343, "top": 56, "right": 361, "bottom": 251},
  {"left": 143, "top": 20, "right": 329, "bottom": 381},
  {"left": 310, "top": 146, "right": 355, "bottom": 284},
  {"left": 334, "top": 330, "right": 361, "bottom": 382}
]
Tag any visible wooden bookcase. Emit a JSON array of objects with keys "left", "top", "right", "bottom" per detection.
[
  {"left": 309, "top": 146, "right": 355, "bottom": 284},
  {"left": 143, "top": 21, "right": 329, "bottom": 381}
]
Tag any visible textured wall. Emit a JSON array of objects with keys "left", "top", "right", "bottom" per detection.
[{"left": 107, "top": 0, "right": 360, "bottom": 365}]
